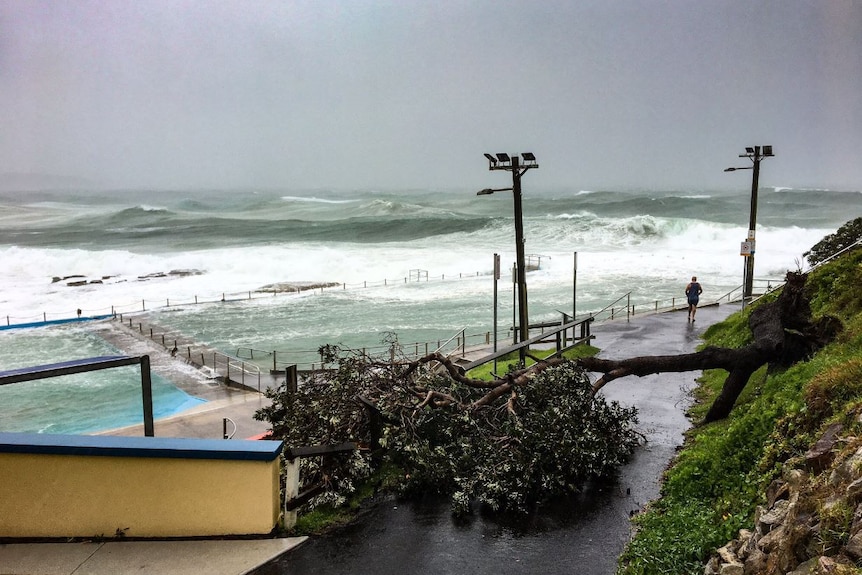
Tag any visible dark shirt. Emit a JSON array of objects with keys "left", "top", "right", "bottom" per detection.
[{"left": 686, "top": 282, "right": 702, "bottom": 303}]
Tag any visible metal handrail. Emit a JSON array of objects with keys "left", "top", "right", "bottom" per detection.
[{"left": 433, "top": 326, "right": 468, "bottom": 357}]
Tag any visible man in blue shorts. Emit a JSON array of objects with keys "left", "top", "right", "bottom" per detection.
[{"left": 686, "top": 276, "right": 703, "bottom": 322}]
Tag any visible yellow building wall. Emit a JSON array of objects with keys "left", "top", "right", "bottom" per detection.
[{"left": 0, "top": 451, "right": 281, "bottom": 538}]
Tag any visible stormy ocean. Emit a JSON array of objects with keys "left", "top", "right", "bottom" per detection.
[{"left": 1, "top": 186, "right": 860, "bottom": 433}]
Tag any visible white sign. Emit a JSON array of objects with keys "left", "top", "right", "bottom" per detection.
[
  {"left": 748, "top": 229, "right": 756, "bottom": 240},
  {"left": 740, "top": 240, "right": 755, "bottom": 256}
]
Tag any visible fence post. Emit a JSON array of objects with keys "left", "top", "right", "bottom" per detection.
[
  {"left": 286, "top": 365, "right": 297, "bottom": 393},
  {"left": 284, "top": 457, "right": 300, "bottom": 529}
]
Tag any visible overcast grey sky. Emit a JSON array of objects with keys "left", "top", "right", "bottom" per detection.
[{"left": 2, "top": 1, "right": 861, "bottom": 192}]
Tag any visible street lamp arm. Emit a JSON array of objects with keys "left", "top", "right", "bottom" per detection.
[
  {"left": 724, "top": 166, "right": 753, "bottom": 172},
  {"left": 477, "top": 187, "right": 514, "bottom": 196}
]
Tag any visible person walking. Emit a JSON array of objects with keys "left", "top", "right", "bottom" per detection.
[{"left": 686, "top": 276, "right": 703, "bottom": 322}]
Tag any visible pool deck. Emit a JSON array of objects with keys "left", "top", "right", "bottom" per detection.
[{"left": 88, "top": 318, "right": 279, "bottom": 440}]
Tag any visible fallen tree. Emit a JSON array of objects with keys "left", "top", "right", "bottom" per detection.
[
  {"left": 578, "top": 271, "right": 842, "bottom": 423},
  {"left": 257, "top": 271, "right": 840, "bottom": 521},
  {"left": 257, "top": 343, "right": 640, "bottom": 518}
]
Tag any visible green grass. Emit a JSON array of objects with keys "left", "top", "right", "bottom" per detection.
[
  {"left": 466, "top": 343, "right": 600, "bottom": 381},
  {"left": 617, "top": 249, "right": 862, "bottom": 574},
  {"left": 290, "top": 461, "right": 404, "bottom": 535}
]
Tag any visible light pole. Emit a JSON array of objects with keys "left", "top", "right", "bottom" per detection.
[
  {"left": 479, "top": 152, "right": 538, "bottom": 364},
  {"left": 725, "top": 145, "right": 774, "bottom": 301}
]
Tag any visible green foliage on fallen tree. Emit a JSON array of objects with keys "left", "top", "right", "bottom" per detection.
[
  {"left": 256, "top": 346, "right": 640, "bottom": 518},
  {"left": 388, "top": 361, "right": 640, "bottom": 516}
]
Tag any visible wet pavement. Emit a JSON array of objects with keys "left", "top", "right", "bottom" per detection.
[{"left": 254, "top": 303, "right": 740, "bottom": 575}]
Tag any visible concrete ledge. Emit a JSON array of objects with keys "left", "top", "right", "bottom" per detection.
[{"left": 0, "top": 432, "right": 283, "bottom": 461}]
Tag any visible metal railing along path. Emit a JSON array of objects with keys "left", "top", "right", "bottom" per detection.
[{"left": 114, "top": 314, "right": 263, "bottom": 393}]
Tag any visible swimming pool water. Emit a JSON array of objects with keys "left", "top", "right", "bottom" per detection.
[{"left": 0, "top": 324, "right": 205, "bottom": 434}]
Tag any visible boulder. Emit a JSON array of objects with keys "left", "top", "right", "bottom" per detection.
[{"left": 804, "top": 423, "right": 844, "bottom": 474}]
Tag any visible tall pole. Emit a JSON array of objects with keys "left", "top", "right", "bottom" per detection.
[
  {"left": 511, "top": 156, "right": 529, "bottom": 363},
  {"left": 744, "top": 148, "right": 762, "bottom": 300},
  {"left": 480, "top": 152, "right": 538, "bottom": 365},
  {"left": 493, "top": 253, "right": 500, "bottom": 353},
  {"left": 573, "top": 251, "right": 578, "bottom": 320},
  {"left": 725, "top": 145, "right": 773, "bottom": 304}
]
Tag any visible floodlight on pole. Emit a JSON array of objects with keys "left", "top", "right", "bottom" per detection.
[
  {"left": 478, "top": 152, "right": 539, "bottom": 364},
  {"left": 725, "top": 145, "right": 775, "bottom": 302}
]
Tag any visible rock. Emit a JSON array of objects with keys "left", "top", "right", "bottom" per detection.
[
  {"left": 850, "top": 502, "right": 862, "bottom": 536},
  {"left": 704, "top": 555, "right": 721, "bottom": 575},
  {"left": 787, "top": 556, "right": 820, "bottom": 575},
  {"left": 737, "top": 529, "right": 753, "bottom": 560},
  {"left": 758, "top": 499, "right": 790, "bottom": 534},
  {"left": 719, "top": 562, "right": 744, "bottom": 575},
  {"left": 743, "top": 548, "right": 767, "bottom": 575},
  {"left": 718, "top": 542, "right": 738, "bottom": 564},
  {"left": 830, "top": 446, "right": 862, "bottom": 487},
  {"left": 847, "top": 477, "right": 862, "bottom": 503},
  {"left": 805, "top": 423, "right": 844, "bottom": 474},
  {"left": 766, "top": 478, "right": 790, "bottom": 507},
  {"left": 758, "top": 523, "right": 786, "bottom": 553},
  {"left": 816, "top": 555, "right": 839, "bottom": 573},
  {"left": 845, "top": 531, "right": 862, "bottom": 559}
]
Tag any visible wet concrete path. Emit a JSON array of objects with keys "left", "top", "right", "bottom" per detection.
[{"left": 256, "top": 303, "right": 740, "bottom": 575}]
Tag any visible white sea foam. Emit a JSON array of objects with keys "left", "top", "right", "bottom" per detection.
[{"left": 280, "top": 195, "right": 358, "bottom": 204}]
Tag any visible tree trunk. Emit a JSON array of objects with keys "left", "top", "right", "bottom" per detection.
[{"left": 577, "top": 271, "right": 839, "bottom": 423}]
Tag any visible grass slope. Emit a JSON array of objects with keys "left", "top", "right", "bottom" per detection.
[{"left": 618, "top": 249, "right": 862, "bottom": 574}]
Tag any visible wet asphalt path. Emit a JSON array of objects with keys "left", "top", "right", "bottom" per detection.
[{"left": 256, "top": 303, "right": 740, "bottom": 575}]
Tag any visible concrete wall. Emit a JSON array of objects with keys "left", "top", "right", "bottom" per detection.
[{"left": 0, "top": 432, "right": 283, "bottom": 538}]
